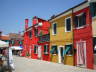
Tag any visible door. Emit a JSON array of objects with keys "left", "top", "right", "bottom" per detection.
[
  {"left": 58, "top": 46, "right": 64, "bottom": 64},
  {"left": 93, "top": 37, "right": 96, "bottom": 69},
  {"left": 38, "top": 46, "right": 42, "bottom": 59},
  {"left": 29, "top": 46, "right": 32, "bottom": 58},
  {"left": 77, "top": 41, "right": 86, "bottom": 67}
]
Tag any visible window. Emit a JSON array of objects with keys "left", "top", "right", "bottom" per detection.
[
  {"left": 34, "top": 29, "right": 38, "bottom": 36},
  {"left": 90, "top": 2, "right": 96, "bottom": 17},
  {"left": 44, "top": 45, "right": 49, "bottom": 54},
  {"left": 10, "top": 40, "right": 15, "bottom": 45},
  {"left": 65, "top": 17, "right": 71, "bottom": 32},
  {"left": 93, "top": 37, "right": 96, "bottom": 54},
  {"left": 51, "top": 45, "right": 58, "bottom": 54},
  {"left": 74, "top": 13, "right": 86, "bottom": 28},
  {"left": 19, "top": 41, "right": 22, "bottom": 45},
  {"left": 65, "top": 44, "right": 73, "bottom": 55},
  {"left": 52, "top": 23, "right": 57, "bottom": 35},
  {"left": 34, "top": 45, "right": 38, "bottom": 54},
  {"left": 29, "top": 31, "right": 32, "bottom": 38}
]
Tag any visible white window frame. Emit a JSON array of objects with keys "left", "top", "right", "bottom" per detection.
[
  {"left": 52, "top": 23, "right": 57, "bottom": 35},
  {"left": 44, "top": 44, "right": 49, "bottom": 54},
  {"left": 65, "top": 17, "right": 72, "bottom": 32}
]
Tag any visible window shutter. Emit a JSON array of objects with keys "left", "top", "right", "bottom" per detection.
[
  {"left": 12, "top": 40, "right": 15, "bottom": 45},
  {"left": 34, "top": 45, "right": 37, "bottom": 53},
  {"left": 51, "top": 46, "right": 58, "bottom": 54},
  {"left": 65, "top": 44, "right": 73, "bottom": 55},
  {"left": 93, "top": 2, "right": 96, "bottom": 16},
  {"left": 19, "top": 41, "right": 22, "bottom": 45},
  {"left": 83, "top": 13, "right": 86, "bottom": 26},
  {"left": 44, "top": 45, "right": 46, "bottom": 53},
  {"left": 90, "top": 3, "right": 94, "bottom": 17},
  {"left": 90, "top": 2, "right": 96, "bottom": 17},
  {"left": 74, "top": 16, "right": 78, "bottom": 28}
]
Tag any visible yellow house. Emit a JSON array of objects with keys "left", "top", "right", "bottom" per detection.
[
  {"left": 89, "top": 0, "right": 96, "bottom": 69},
  {"left": 49, "top": 9, "right": 74, "bottom": 66}
]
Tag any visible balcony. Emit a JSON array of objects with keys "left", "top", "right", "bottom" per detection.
[{"left": 38, "top": 34, "right": 50, "bottom": 43}]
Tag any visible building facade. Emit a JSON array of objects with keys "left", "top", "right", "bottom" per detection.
[
  {"left": 88, "top": 0, "right": 96, "bottom": 69},
  {"left": 49, "top": 10, "right": 74, "bottom": 65},
  {"left": 22, "top": 17, "right": 50, "bottom": 61},
  {"left": 21, "top": 0, "right": 95, "bottom": 69},
  {"left": 73, "top": 1, "right": 93, "bottom": 69}
]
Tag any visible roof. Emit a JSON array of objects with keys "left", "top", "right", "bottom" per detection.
[
  {"left": 0, "top": 35, "right": 10, "bottom": 40},
  {"left": 8, "top": 33, "right": 23, "bottom": 40},
  {"left": 49, "top": 1, "right": 88, "bottom": 21}
]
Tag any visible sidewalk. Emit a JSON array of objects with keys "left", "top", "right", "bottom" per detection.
[{"left": 13, "top": 56, "right": 96, "bottom": 72}]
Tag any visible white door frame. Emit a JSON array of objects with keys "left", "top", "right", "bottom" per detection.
[
  {"left": 38, "top": 45, "right": 42, "bottom": 59},
  {"left": 58, "top": 46, "right": 65, "bottom": 63},
  {"left": 76, "top": 41, "right": 86, "bottom": 67}
]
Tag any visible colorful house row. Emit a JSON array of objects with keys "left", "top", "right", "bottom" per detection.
[
  {"left": 22, "top": 0, "right": 96, "bottom": 69},
  {"left": 49, "top": 0, "right": 96, "bottom": 69},
  {"left": 22, "top": 17, "right": 50, "bottom": 61}
]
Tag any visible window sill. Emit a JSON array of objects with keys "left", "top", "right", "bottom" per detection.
[
  {"left": 75, "top": 26, "right": 86, "bottom": 29},
  {"left": 65, "top": 31, "right": 71, "bottom": 32},
  {"left": 66, "top": 55, "right": 73, "bottom": 56},
  {"left": 52, "top": 54, "right": 57, "bottom": 55},
  {"left": 44, "top": 52, "right": 48, "bottom": 55},
  {"left": 52, "top": 34, "right": 56, "bottom": 36},
  {"left": 34, "top": 53, "right": 38, "bottom": 54},
  {"left": 92, "top": 16, "right": 96, "bottom": 20},
  {"left": 94, "top": 54, "right": 96, "bottom": 55},
  {"left": 44, "top": 53, "right": 49, "bottom": 55}
]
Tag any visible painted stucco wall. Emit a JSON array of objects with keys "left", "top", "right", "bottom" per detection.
[
  {"left": 92, "top": 17, "right": 96, "bottom": 37},
  {"left": 73, "top": 7, "right": 94, "bottom": 69},
  {"left": 50, "top": 13, "right": 74, "bottom": 65}
]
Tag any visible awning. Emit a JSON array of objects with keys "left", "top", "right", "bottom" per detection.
[
  {"left": 10, "top": 46, "right": 23, "bottom": 50},
  {"left": 0, "top": 40, "right": 9, "bottom": 48}
]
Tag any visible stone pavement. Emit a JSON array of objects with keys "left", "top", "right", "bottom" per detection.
[{"left": 13, "top": 56, "right": 96, "bottom": 72}]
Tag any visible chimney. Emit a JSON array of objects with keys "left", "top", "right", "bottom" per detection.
[
  {"left": 25, "top": 19, "right": 29, "bottom": 30},
  {"left": 33, "top": 16, "right": 38, "bottom": 25}
]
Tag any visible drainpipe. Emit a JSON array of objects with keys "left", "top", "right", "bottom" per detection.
[{"left": 72, "top": 8, "right": 75, "bottom": 66}]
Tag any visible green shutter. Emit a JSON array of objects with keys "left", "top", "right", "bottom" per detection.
[
  {"left": 90, "top": 2, "right": 96, "bottom": 17},
  {"left": 74, "top": 16, "right": 78, "bottom": 28}
]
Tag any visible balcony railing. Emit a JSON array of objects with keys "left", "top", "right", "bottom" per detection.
[{"left": 38, "top": 34, "right": 50, "bottom": 43}]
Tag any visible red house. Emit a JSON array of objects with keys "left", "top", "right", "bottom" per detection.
[
  {"left": 73, "top": 2, "right": 94, "bottom": 69},
  {"left": 22, "top": 17, "right": 50, "bottom": 61},
  {"left": 32, "top": 16, "right": 50, "bottom": 61}
]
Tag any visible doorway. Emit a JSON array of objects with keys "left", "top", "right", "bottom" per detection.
[
  {"left": 58, "top": 46, "right": 64, "bottom": 64},
  {"left": 77, "top": 41, "right": 86, "bottom": 67},
  {"left": 38, "top": 46, "right": 42, "bottom": 59}
]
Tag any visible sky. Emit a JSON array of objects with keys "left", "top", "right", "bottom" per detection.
[{"left": 0, "top": 0, "right": 85, "bottom": 35}]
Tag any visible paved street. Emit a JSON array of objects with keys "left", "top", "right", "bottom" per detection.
[{"left": 13, "top": 56, "right": 96, "bottom": 72}]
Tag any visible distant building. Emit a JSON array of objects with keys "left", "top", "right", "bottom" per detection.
[
  {"left": 8, "top": 33, "right": 23, "bottom": 55},
  {"left": 8, "top": 33, "right": 23, "bottom": 46},
  {"left": 0, "top": 32, "right": 10, "bottom": 43}
]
